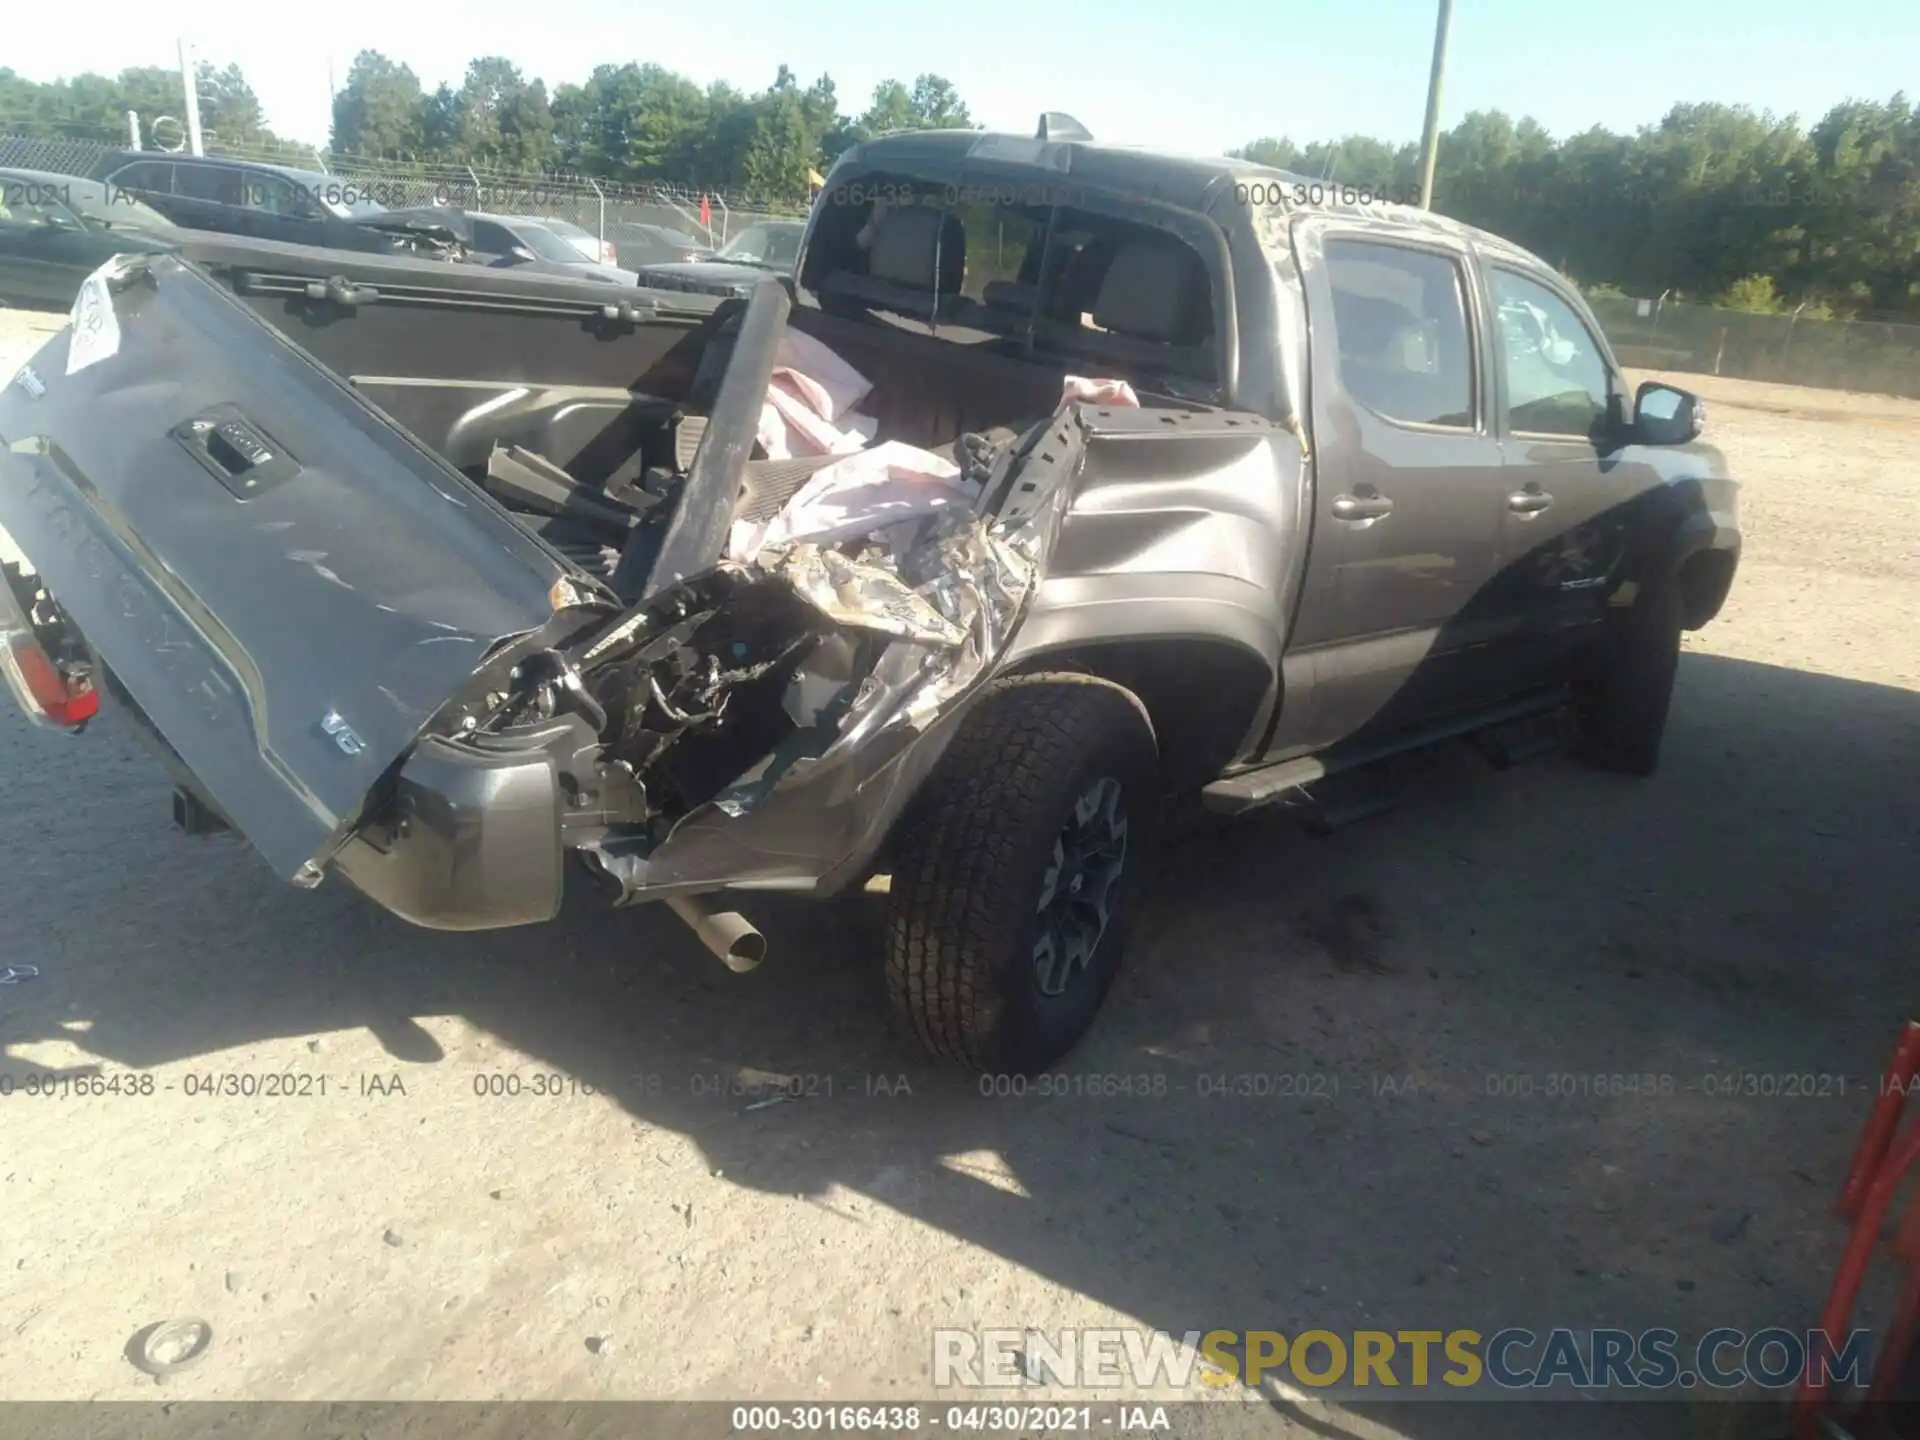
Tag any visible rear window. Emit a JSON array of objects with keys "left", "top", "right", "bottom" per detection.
[
  {"left": 1027, "top": 208, "right": 1217, "bottom": 382},
  {"left": 804, "top": 175, "right": 1219, "bottom": 393}
]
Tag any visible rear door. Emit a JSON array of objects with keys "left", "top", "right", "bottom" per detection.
[
  {"left": 1273, "top": 222, "right": 1513, "bottom": 754},
  {"left": 237, "top": 169, "right": 332, "bottom": 246},
  {"left": 166, "top": 160, "right": 251, "bottom": 234}
]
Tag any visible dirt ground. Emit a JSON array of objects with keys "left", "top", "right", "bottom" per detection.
[{"left": 1, "top": 312, "right": 1916, "bottom": 1438}]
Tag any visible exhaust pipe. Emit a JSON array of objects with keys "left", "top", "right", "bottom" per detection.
[{"left": 667, "top": 894, "right": 767, "bottom": 973}]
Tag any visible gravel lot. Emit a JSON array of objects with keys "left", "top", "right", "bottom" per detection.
[{"left": 1, "top": 310, "right": 1915, "bottom": 1438}]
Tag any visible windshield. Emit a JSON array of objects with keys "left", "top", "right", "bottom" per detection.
[
  {"left": 515, "top": 221, "right": 587, "bottom": 263},
  {"left": 717, "top": 223, "right": 801, "bottom": 268},
  {"left": 78, "top": 194, "right": 178, "bottom": 232},
  {"left": 0, "top": 187, "right": 83, "bottom": 229}
]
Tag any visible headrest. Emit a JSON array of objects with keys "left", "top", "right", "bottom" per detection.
[
  {"left": 1092, "top": 240, "right": 1205, "bottom": 342},
  {"left": 869, "top": 206, "right": 966, "bottom": 293}
]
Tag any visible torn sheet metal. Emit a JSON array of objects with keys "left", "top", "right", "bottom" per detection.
[
  {"left": 728, "top": 441, "right": 972, "bottom": 564},
  {"left": 628, "top": 337, "right": 1084, "bottom": 832},
  {"left": 771, "top": 471, "right": 1060, "bottom": 758},
  {"left": 66, "top": 261, "right": 123, "bottom": 377},
  {"left": 765, "top": 542, "right": 969, "bottom": 647}
]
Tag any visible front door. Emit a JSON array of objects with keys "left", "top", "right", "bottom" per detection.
[
  {"left": 1485, "top": 266, "right": 1662, "bottom": 690},
  {"left": 237, "top": 170, "right": 328, "bottom": 247},
  {"left": 1272, "top": 223, "right": 1513, "bottom": 755}
]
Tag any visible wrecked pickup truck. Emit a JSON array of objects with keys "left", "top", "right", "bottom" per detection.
[{"left": 0, "top": 120, "right": 1741, "bottom": 1072}]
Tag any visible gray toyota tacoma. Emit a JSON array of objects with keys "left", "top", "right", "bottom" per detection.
[{"left": 0, "top": 117, "right": 1740, "bottom": 1073}]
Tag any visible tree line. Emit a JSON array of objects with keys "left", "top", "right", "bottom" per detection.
[
  {"left": 2, "top": 57, "right": 1914, "bottom": 319},
  {"left": 1236, "top": 100, "right": 1920, "bottom": 321}
]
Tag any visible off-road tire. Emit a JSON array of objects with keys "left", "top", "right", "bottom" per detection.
[
  {"left": 884, "top": 676, "right": 1159, "bottom": 1073},
  {"left": 1574, "top": 577, "right": 1684, "bottom": 776}
]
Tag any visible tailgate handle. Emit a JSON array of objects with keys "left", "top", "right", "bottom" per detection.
[
  {"left": 173, "top": 407, "right": 301, "bottom": 500},
  {"left": 207, "top": 421, "right": 273, "bottom": 475}
]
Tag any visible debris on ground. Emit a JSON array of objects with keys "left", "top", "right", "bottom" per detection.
[{"left": 128, "top": 1318, "right": 212, "bottom": 1378}]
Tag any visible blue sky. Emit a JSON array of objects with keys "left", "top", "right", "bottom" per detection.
[{"left": 7, "top": 0, "right": 1915, "bottom": 154}]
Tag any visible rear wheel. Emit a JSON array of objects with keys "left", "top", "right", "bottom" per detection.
[
  {"left": 1573, "top": 578, "right": 1683, "bottom": 776},
  {"left": 885, "top": 677, "right": 1158, "bottom": 1073}
]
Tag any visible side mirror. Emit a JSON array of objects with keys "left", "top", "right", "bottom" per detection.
[
  {"left": 43, "top": 211, "right": 81, "bottom": 231},
  {"left": 508, "top": 245, "right": 538, "bottom": 263},
  {"left": 1633, "top": 381, "right": 1705, "bottom": 445}
]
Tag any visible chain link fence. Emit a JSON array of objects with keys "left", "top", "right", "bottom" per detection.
[
  {"left": 0, "top": 134, "right": 119, "bottom": 178},
  {"left": 317, "top": 157, "right": 805, "bottom": 250},
  {"left": 1592, "top": 296, "right": 1920, "bottom": 400},
  {"left": 6, "top": 132, "right": 1917, "bottom": 395},
  {"left": 0, "top": 134, "right": 805, "bottom": 250}
]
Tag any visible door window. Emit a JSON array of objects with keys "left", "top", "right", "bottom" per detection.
[
  {"left": 1490, "top": 269, "right": 1611, "bottom": 438},
  {"left": 469, "top": 220, "right": 515, "bottom": 256},
  {"left": 172, "top": 163, "right": 245, "bottom": 207},
  {"left": 243, "top": 172, "right": 318, "bottom": 218},
  {"left": 104, "top": 161, "right": 173, "bottom": 197},
  {"left": 1323, "top": 239, "right": 1474, "bottom": 429}
]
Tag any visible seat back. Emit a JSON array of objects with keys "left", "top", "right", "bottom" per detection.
[{"left": 819, "top": 206, "right": 970, "bottom": 322}]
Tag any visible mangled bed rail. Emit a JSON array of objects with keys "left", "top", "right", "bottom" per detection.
[{"left": 464, "top": 397, "right": 1081, "bottom": 921}]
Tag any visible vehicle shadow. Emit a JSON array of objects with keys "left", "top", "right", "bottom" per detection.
[{"left": 2, "top": 650, "right": 1913, "bottom": 1439}]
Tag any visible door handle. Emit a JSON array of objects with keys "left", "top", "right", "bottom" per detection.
[
  {"left": 1507, "top": 487, "right": 1554, "bottom": 515},
  {"left": 1331, "top": 492, "right": 1394, "bottom": 522}
]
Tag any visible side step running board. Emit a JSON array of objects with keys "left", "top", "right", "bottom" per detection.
[{"left": 1202, "top": 689, "right": 1567, "bottom": 817}]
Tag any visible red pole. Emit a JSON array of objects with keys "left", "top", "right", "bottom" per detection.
[
  {"left": 1867, "top": 1257, "right": 1920, "bottom": 1405},
  {"left": 1796, "top": 1026, "right": 1920, "bottom": 1438},
  {"left": 1842, "top": 1022, "right": 1920, "bottom": 1216}
]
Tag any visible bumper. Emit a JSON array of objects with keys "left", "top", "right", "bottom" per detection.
[{"left": 330, "top": 734, "right": 567, "bottom": 930}]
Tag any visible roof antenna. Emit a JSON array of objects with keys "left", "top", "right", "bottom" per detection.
[{"left": 1037, "top": 112, "right": 1093, "bottom": 142}]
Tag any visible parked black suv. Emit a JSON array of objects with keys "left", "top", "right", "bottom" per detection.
[{"left": 82, "top": 151, "right": 469, "bottom": 256}]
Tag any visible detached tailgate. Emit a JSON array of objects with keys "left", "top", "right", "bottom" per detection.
[{"left": 0, "top": 255, "right": 577, "bottom": 881}]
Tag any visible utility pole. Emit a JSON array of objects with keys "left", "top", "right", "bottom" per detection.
[
  {"left": 1415, "top": 0, "right": 1454, "bottom": 210},
  {"left": 178, "top": 38, "right": 205, "bottom": 156},
  {"left": 126, "top": 110, "right": 141, "bottom": 149}
]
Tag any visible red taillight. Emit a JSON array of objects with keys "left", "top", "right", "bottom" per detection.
[
  {"left": 2, "top": 631, "right": 98, "bottom": 728},
  {"left": 602, "top": 241, "right": 618, "bottom": 266}
]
